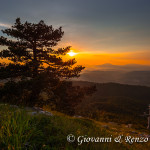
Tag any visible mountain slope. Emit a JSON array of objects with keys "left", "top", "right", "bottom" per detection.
[{"left": 73, "top": 81, "right": 150, "bottom": 128}]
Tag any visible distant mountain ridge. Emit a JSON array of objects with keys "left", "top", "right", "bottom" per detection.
[
  {"left": 72, "top": 64, "right": 150, "bottom": 87},
  {"left": 90, "top": 63, "right": 150, "bottom": 71}
]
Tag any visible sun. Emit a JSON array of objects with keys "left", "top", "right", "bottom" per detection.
[{"left": 67, "top": 50, "right": 77, "bottom": 56}]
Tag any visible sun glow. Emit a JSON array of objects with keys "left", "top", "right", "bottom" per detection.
[{"left": 67, "top": 50, "right": 77, "bottom": 56}]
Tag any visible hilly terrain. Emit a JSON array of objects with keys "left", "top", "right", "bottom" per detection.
[
  {"left": 74, "top": 64, "right": 150, "bottom": 87},
  {"left": 73, "top": 81, "right": 150, "bottom": 129},
  {"left": 76, "top": 71, "right": 150, "bottom": 87}
]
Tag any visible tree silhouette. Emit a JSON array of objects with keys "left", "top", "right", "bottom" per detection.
[
  {"left": 0, "top": 18, "right": 84, "bottom": 78},
  {"left": 0, "top": 18, "right": 94, "bottom": 113},
  {"left": 0, "top": 18, "right": 96, "bottom": 114}
]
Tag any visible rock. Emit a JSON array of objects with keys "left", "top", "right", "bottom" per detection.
[
  {"left": 45, "top": 111, "right": 53, "bottom": 116},
  {"left": 0, "top": 104, "right": 53, "bottom": 117},
  {"left": 39, "top": 111, "right": 46, "bottom": 114},
  {"left": 32, "top": 107, "right": 53, "bottom": 116}
]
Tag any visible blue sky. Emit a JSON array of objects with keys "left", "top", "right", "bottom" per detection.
[{"left": 0, "top": 0, "right": 150, "bottom": 65}]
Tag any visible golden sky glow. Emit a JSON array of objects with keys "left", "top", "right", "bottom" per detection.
[
  {"left": 1, "top": 1, "right": 150, "bottom": 68},
  {"left": 64, "top": 49, "right": 150, "bottom": 68},
  {"left": 57, "top": 37, "right": 150, "bottom": 67},
  {"left": 1, "top": 47, "right": 150, "bottom": 69}
]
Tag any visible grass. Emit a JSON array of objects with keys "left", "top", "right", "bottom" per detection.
[{"left": 0, "top": 104, "right": 149, "bottom": 150}]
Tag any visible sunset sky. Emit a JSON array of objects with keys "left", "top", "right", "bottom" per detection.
[{"left": 1, "top": 0, "right": 150, "bottom": 67}]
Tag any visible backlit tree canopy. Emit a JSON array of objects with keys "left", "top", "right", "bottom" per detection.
[{"left": 0, "top": 18, "right": 85, "bottom": 78}]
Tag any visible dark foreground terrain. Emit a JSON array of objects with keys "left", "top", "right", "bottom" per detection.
[
  {"left": 73, "top": 81, "right": 150, "bottom": 129},
  {"left": 0, "top": 104, "right": 150, "bottom": 150}
]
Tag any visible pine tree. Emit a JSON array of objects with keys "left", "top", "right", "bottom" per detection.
[
  {"left": 0, "top": 18, "right": 95, "bottom": 113},
  {"left": 0, "top": 18, "right": 84, "bottom": 78}
]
